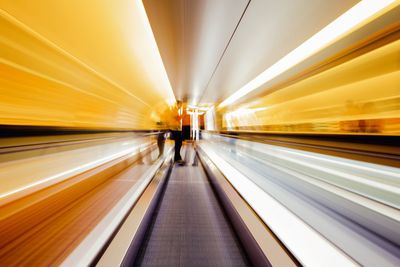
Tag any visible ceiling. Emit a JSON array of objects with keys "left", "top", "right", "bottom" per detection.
[
  {"left": 143, "top": 0, "right": 250, "bottom": 105},
  {"left": 143, "top": 0, "right": 360, "bottom": 106}
]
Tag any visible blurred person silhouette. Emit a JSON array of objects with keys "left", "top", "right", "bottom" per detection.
[
  {"left": 155, "top": 113, "right": 167, "bottom": 158},
  {"left": 167, "top": 100, "right": 185, "bottom": 165},
  {"left": 157, "top": 131, "right": 166, "bottom": 158}
]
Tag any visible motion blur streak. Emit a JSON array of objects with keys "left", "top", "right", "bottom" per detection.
[
  {"left": 0, "top": 137, "right": 150, "bottom": 204},
  {"left": 199, "top": 142, "right": 357, "bottom": 267},
  {"left": 220, "top": 37, "right": 400, "bottom": 134},
  {"left": 219, "top": 0, "right": 397, "bottom": 108},
  {"left": 0, "top": 0, "right": 174, "bottom": 129},
  {"left": 201, "top": 133, "right": 400, "bottom": 266},
  {"left": 0, "top": 1, "right": 399, "bottom": 267}
]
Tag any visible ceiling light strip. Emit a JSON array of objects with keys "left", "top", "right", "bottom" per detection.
[
  {"left": 138, "top": 0, "right": 176, "bottom": 105},
  {"left": 219, "top": 0, "right": 397, "bottom": 108}
]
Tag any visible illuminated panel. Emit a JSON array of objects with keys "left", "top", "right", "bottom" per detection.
[
  {"left": 219, "top": 0, "right": 398, "bottom": 108},
  {"left": 221, "top": 38, "right": 400, "bottom": 134},
  {"left": 0, "top": 1, "right": 175, "bottom": 129}
]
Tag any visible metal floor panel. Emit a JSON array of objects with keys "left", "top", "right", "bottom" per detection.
[{"left": 134, "top": 145, "right": 250, "bottom": 267}]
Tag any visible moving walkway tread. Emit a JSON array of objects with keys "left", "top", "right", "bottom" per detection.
[{"left": 134, "top": 145, "right": 250, "bottom": 267}]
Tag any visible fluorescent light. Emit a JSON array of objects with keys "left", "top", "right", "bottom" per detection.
[
  {"left": 218, "top": 0, "right": 396, "bottom": 108},
  {"left": 138, "top": 0, "right": 176, "bottom": 106}
]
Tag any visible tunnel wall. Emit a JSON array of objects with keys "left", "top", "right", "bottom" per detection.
[
  {"left": 0, "top": 2, "right": 174, "bottom": 131},
  {"left": 208, "top": 29, "right": 400, "bottom": 135}
]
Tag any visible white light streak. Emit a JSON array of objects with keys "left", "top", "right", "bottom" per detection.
[
  {"left": 137, "top": 0, "right": 176, "bottom": 105},
  {"left": 0, "top": 144, "right": 142, "bottom": 200},
  {"left": 219, "top": 0, "right": 396, "bottom": 108},
  {"left": 200, "top": 143, "right": 357, "bottom": 266}
]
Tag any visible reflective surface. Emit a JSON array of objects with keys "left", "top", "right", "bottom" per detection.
[
  {"left": 0, "top": 133, "right": 157, "bottom": 205},
  {"left": 0, "top": 134, "right": 169, "bottom": 266},
  {"left": 200, "top": 133, "right": 400, "bottom": 266}
]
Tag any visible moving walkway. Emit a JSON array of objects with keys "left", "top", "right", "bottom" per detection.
[
  {"left": 0, "top": 133, "right": 399, "bottom": 267},
  {"left": 0, "top": 134, "right": 280, "bottom": 266},
  {"left": 132, "top": 145, "right": 249, "bottom": 267}
]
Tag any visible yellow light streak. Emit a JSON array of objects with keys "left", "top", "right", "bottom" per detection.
[
  {"left": 0, "top": 0, "right": 176, "bottom": 129},
  {"left": 221, "top": 39, "right": 400, "bottom": 134},
  {"left": 219, "top": 0, "right": 398, "bottom": 108}
]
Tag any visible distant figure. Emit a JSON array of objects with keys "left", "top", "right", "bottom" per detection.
[
  {"left": 167, "top": 101, "right": 185, "bottom": 165},
  {"left": 157, "top": 131, "right": 166, "bottom": 158}
]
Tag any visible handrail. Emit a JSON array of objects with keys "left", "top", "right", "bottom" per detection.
[{"left": 0, "top": 131, "right": 162, "bottom": 154}]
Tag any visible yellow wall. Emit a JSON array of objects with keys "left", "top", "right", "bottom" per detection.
[
  {"left": 0, "top": 0, "right": 175, "bottom": 129},
  {"left": 221, "top": 38, "right": 400, "bottom": 135}
]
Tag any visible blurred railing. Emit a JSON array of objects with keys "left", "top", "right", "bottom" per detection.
[
  {"left": 200, "top": 132, "right": 400, "bottom": 266},
  {"left": 0, "top": 131, "right": 161, "bottom": 205}
]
